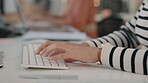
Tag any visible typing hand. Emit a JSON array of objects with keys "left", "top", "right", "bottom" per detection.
[
  {"left": 36, "top": 42, "right": 101, "bottom": 63},
  {"left": 35, "top": 41, "right": 90, "bottom": 63},
  {"left": 36, "top": 41, "right": 90, "bottom": 55}
]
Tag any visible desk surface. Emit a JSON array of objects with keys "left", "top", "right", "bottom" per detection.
[{"left": 0, "top": 38, "right": 148, "bottom": 83}]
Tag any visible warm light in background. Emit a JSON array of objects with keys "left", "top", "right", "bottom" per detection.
[{"left": 94, "top": 0, "right": 101, "bottom": 7}]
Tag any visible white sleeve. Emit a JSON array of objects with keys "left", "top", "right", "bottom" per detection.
[{"left": 101, "top": 43, "right": 148, "bottom": 75}]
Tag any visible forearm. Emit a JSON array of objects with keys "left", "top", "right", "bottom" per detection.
[{"left": 100, "top": 43, "right": 148, "bottom": 75}]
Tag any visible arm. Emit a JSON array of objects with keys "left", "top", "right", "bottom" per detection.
[
  {"left": 36, "top": 41, "right": 148, "bottom": 75},
  {"left": 101, "top": 43, "right": 148, "bottom": 75},
  {"left": 85, "top": 0, "right": 148, "bottom": 75}
]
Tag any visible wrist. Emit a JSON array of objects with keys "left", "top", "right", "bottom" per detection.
[
  {"left": 98, "top": 48, "right": 102, "bottom": 64},
  {"left": 97, "top": 44, "right": 104, "bottom": 64},
  {"left": 81, "top": 43, "right": 90, "bottom": 47}
]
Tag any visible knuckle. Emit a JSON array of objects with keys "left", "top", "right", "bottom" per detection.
[
  {"left": 44, "top": 42, "right": 50, "bottom": 46},
  {"left": 51, "top": 56, "right": 58, "bottom": 60},
  {"left": 53, "top": 43, "right": 61, "bottom": 47},
  {"left": 40, "top": 45, "right": 46, "bottom": 48},
  {"left": 44, "top": 52, "right": 49, "bottom": 56}
]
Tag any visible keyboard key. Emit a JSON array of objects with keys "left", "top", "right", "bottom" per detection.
[
  {"left": 50, "top": 60, "right": 58, "bottom": 67},
  {"left": 57, "top": 60, "right": 67, "bottom": 67},
  {"left": 33, "top": 43, "right": 41, "bottom": 52},
  {"left": 35, "top": 55, "right": 44, "bottom": 66},
  {"left": 22, "top": 45, "right": 29, "bottom": 65},
  {"left": 42, "top": 56, "right": 52, "bottom": 66},
  {"left": 28, "top": 44, "right": 36, "bottom": 65}
]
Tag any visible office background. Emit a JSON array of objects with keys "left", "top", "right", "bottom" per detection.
[
  {"left": 0, "top": 0, "right": 148, "bottom": 83},
  {"left": 0, "top": 0, "right": 143, "bottom": 19}
]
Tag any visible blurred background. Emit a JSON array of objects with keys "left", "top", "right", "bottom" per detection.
[{"left": 0, "top": 0, "right": 143, "bottom": 38}]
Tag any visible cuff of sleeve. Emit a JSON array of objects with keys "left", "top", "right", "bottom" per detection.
[{"left": 100, "top": 43, "right": 114, "bottom": 66}]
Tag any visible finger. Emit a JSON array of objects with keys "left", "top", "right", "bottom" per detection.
[
  {"left": 44, "top": 50, "right": 62, "bottom": 57},
  {"left": 40, "top": 47, "right": 48, "bottom": 56},
  {"left": 36, "top": 41, "right": 54, "bottom": 54},
  {"left": 50, "top": 50, "right": 65, "bottom": 57},
  {"left": 43, "top": 48, "right": 64, "bottom": 57},
  {"left": 48, "top": 53, "right": 70, "bottom": 60},
  {"left": 36, "top": 44, "right": 47, "bottom": 54},
  {"left": 42, "top": 44, "right": 69, "bottom": 56}
]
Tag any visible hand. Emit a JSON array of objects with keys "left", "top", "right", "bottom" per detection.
[
  {"left": 36, "top": 43, "right": 101, "bottom": 63},
  {"left": 36, "top": 41, "right": 90, "bottom": 55}
]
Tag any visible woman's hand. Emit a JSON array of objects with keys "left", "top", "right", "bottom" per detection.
[
  {"left": 36, "top": 41, "right": 90, "bottom": 55},
  {"left": 36, "top": 41, "right": 101, "bottom": 63}
]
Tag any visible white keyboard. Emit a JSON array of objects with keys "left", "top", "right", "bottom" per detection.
[{"left": 21, "top": 43, "right": 68, "bottom": 69}]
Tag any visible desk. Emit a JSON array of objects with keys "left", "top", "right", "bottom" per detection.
[{"left": 0, "top": 38, "right": 148, "bottom": 83}]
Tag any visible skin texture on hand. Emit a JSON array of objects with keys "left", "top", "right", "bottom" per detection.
[
  {"left": 36, "top": 41, "right": 101, "bottom": 63},
  {"left": 36, "top": 41, "right": 90, "bottom": 54}
]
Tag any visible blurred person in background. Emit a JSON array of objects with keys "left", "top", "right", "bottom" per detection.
[
  {"left": 97, "top": 0, "right": 123, "bottom": 37},
  {"left": 33, "top": 0, "right": 51, "bottom": 15},
  {"left": 27, "top": 0, "right": 97, "bottom": 38}
]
